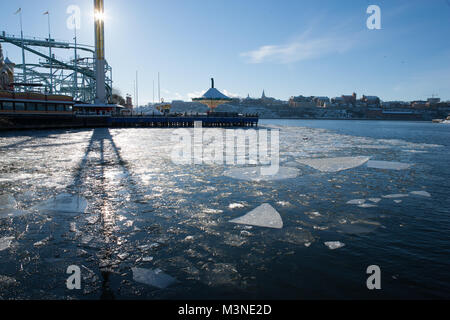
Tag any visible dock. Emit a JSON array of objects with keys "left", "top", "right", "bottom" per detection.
[
  {"left": 0, "top": 113, "right": 259, "bottom": 130},
  {"left": 108, "top": 114, "right": 259, "bottom": 128}
]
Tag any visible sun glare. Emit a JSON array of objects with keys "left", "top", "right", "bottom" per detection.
[{"left": 94, "top": 11, "right": 105, "bottom": 21}]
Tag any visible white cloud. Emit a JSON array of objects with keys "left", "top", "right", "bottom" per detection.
[
  {"left": 222, "top": 89, "right": 240, "bottom": 98},
  {"left": 187, "top": 90, "right": 206, "bottom": 100},
  {"left": 241, "top": 31, "right": 356, "bottom": 64}
]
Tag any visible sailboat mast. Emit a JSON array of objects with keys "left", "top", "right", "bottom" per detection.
[{"left": 158, "top": 72, "right": 161, "bottom": 103}]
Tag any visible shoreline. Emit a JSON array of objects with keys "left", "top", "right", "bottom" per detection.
[
  {"left": 259, "top": 117, "right": 428, "bottom": 121},
  {"left": 0, "top": 117, "right": 436, "bottom": 132}
]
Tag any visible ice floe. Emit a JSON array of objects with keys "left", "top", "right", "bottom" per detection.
[
  {"left": 394, "top": 200, "right": 403, "bottom": 204},
  {"left": 306, "top": 211, "right": 322, "bottom": 218},
  {"left": 357, "top": 145, "right": 391, "bottom": 149},
  {"left": 0, "top": 194, "right": 28, "bottom": 218},
  {"left": 142, "top": 256, "right": 154, "bottom": 262},
  {"left": 358, "top": 203, "right": 377, "bottom": 208},
  {"left": 368, "top": 198, "right": 382, "bottom": 203},
  {"left": 131, "top": 267, "right": 176, "bottom": 289},
  {"left": 296, "top": 156, "right": 370, "bottom": 173},
  {"left": 402, "top": 149, "right": 427, "bottom": 153},
  {"left": 410, "top": 191, "right": 431, "bottom": 198},
  {"left": 324, "top": 241, "right": 345, "bottom": 250},
  {"left": 0, "top": 275, "right": 18, "bottom": 287},
  {"left": 85, "top": 215, "right": 99, "bottom": 225},
  {"left": 117, "top": 253, "right": 129, "bottom": 260},
  {"left": 281, "top": 228, "right": 315, "bottom": 245},
  {"left": 382, "top": 194, "right": 409, "bottom": 199},
  {"left": 202, "top": 263, "right": 240, "bottom": 287},
  {"left": 229, "top": 203, "right": 245, "bottom": 209},
  {"left": 33, "top": 236, "right": 52, "bottom": 247},
  {"left": 0, "top": 194, "right": 16, "bottom": 210},
  {"left": 223, "top": 166, "right": 300, "bottom": 181},
  {"left": 0, "top": 237, "right": 15, "bottom": 252},
  {"left": 347, "top": 199, "right": 366, "bottom": 205},
  {"left": 32, "top": 193, "right": 87, "bottom": 215},
  {"left": 229, "top": 203, "right": 283, "bottom": 229},
  {"left": 366, "top": 160, "right": 413, "bottom": 170}
]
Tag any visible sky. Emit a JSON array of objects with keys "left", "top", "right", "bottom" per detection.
[{"left": 1, "top": 0, "right": 450, "bottom": 105}]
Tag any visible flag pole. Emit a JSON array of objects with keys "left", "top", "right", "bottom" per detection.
[
  {"left": 136, "top": 70, "right": 139, "bottom": 108},
  {"left": 73, "top": 16, "right": 78, "bottom": 97},
  {"left": 16, "top": 8, "right": 27, "bottom": 88},
  {"left": 44, "top": 11, "right": 53, "bottom": 94}
]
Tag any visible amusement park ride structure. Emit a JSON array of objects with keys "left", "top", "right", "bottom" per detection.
[{"left": 0, "top": 22, "right": 112, "bottom": 104}]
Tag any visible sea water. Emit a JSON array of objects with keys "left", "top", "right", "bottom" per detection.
[{"left": 0, "top": 120, "right": 449, "bottom": 299}]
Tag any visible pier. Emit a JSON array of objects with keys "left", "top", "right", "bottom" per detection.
[
  {"left": 0, "top": 113, "right": 259, "bottom": 130},
  {"left": 108, "top": 114, "right": 259, "bottom": 128}
]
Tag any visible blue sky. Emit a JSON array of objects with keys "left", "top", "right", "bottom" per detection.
[{"left": 2, "top": 0, "right": 450, "bottom": 104}]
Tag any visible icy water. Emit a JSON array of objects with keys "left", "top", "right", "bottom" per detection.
[{"left": 0, "top": 120, "right": 449, "bottom": 299}]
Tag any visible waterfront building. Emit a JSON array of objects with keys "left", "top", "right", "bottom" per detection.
[
  {"left": 0, "top": 44, "right": 14, "bottom": 91},
  {"left": 427, "top": 98, "right": 441, "bottom": 105},
  {"left": 289, "top": 95, "right": 315, "bottom": 108},
  {"left": 361, "top": 95, "right": 381, "bottom": 106},
  {"left": 411, "top": 100, "right": 428, "bottom": 109},
  {"left": 341, "top": 93, "right": 357, "bottom": 104},
  {"left": 313, "top": 96, "right": 330, "bottom": 107}
]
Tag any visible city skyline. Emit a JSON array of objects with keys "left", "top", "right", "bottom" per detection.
[{"left": 1, "top": 0, "right": 450, "bottom": 104}]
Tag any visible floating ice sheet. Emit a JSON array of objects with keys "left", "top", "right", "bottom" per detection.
[
  {"left": 0, "top": 237, "right": 14, "bottom": 252},
  {"left": 281, "top": 228, "right": 315, "bottom": 245},
  {"left": 347, "top": 199, "right": 366, "bottom": 205},
  {"left": 277, "top": 201, "right": 291, "bottom": 207},
  {"left": 32, "top": 193, "right": 87, "bottom": 215},
  {"left": 357, "top": 145, "right": 391, "bottom": 149},
  {"left": 0, "top": 194, "right": 28, "bottom": 218},
  {"left": 358, "top": 203, "right": 377, "bottom": 208},
  {"left": 366, "top": 160, "right": 413, "bottom": 170},
  {"left": 382, "top": 194, "right": 409, "bottom": 199},
  {"left": 324, "top": 241, "right": 345, "bottom": 250},
  {"left": 296, "top": 156, "right": 370, "bottom": 173},
  {"left": 132, "top": 267, "right": 176, "bottom": 289},
  {"left": 0, "top": 275, "right": 17, "bottom": 287},
  {"left": 85, "top": 215, "right": 99, "bottom": 225},
  {"left": 33, "top": 236, "right": 52, "bottom": 247},
  {"left": 368, "top": 198, "right": 382, "bottom": 203},
  {"left": 0, "top": 194, "right": 16, "bottom": 210},
  {"left": 410, "top": 191, "right": 431, "bottom": 198},
  {"left": 142, "top": 256, "right": 154, "bottom": 262},
  {"left": 402, "top": 150, "right": 427, "bottom": 153},
  {"left": 229, "top": 203, "right": 283, "bottom": 229},
  {"left": 229, "top": 203, "right": 245, "bottom": 209},
  {"left": 223, "top": 166, "right": 300, "bottom": 181}
]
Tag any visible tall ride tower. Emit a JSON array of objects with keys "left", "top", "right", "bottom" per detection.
[{"left": 94, "top": 0, "right": 106, "bottom": 104}]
